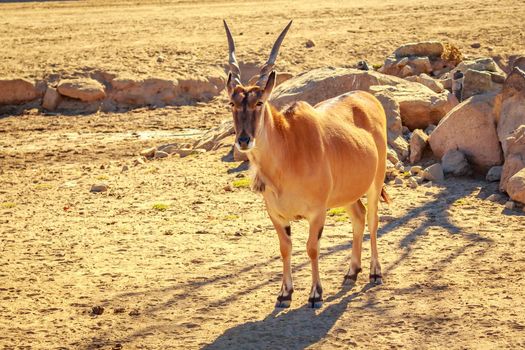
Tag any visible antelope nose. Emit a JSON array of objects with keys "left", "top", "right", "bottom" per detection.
[{"left": 238, "top": 135, "right": 250, "bottom": 144}]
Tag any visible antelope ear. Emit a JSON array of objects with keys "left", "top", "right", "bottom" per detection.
[
  {"left": 261, "top": 71, "right": 276, "bottom": 101},
  {"left": 227, "top": 72, "right": 235, "bottom": 96}
]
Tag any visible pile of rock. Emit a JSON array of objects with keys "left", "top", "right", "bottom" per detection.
[
  {"left": 0, "top": 73, "right": 226, "bottom": 114},
  {"left": 378, "top": 41, "right": 462, "bottom": 78}
]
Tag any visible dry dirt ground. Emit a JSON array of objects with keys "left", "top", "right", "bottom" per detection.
[{"left": 1, "top": 1, "right": 525, "bottom": 349}]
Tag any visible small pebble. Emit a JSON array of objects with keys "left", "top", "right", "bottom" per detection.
[{"left": 90, "top": 183, "right": 108, "bottom": 193}]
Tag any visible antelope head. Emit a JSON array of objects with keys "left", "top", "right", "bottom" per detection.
[{"left": 223, "top": 20, "right": 292, "bottom": 152}]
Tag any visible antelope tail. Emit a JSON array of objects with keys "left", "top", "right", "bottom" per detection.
[{"left": 380, "top": 186, "right": 391, "bottom": 204}]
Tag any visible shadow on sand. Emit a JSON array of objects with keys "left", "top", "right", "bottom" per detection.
[{"left": 202, "top": 284, "right": 374, "bottom": 350}]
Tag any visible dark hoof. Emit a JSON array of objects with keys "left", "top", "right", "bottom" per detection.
[
  {"left": 275, "top": 299, "right": 291, "bottom": 308},
  {"left": 343, "top": 267, "right": 362, "bottom": 285},
  {"left": 275, "top": 289, "right": 293, "bottom": 309},
  {"left": 369, "top": 274, "right": 383, "bottom": 285},
  {"left": 307, "top": 297, "right": 323, "bottom": 309},
  {"left": 342, "top": 274, "right": 358, "bottom": 286}
]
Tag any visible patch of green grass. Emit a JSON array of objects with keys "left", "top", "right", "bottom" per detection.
[
  {"left": 1, "top": 202, "right": 16, "bottom": 209},
  {"left": 327, "top": 207, "right": 346, "bottom": 217},
  {"left": 334, "top": 215, "right": 348, "bottom": 222},
  {"left": 223, "top": 214, "right": 239, "bottom": 221},
  {"left": 403, "top": 171, "right": 411, "bottom": 178},
  {"left": 152, "top": 203, "right": 169, "bottom": 211},
  {"left": 372, "top": 63, "right": 383, "bottom": 70},
  {"left": 454, "top": 198, "right": 468, "bottom": 206},
  {"left": 96, "top": 174, "right": 109, "bottom": 180},
  {"left": 232, "top": 178, "right": 251, "bottom": 188},
  {"left": 146, "top": 167, "right": 159, "bottom": 174},
  {"left": 34, "top": 183, "right": 53, "bottom": 190}
]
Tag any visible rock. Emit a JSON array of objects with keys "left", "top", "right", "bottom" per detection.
[
  {"left": 154, "top": 151, "right": 169, "bottom": 159},
  {"left": 455, "top": 57, "right": 504, "bottom": 74},
  {"left": 140, "top": 147, "right": 156, "bottom": 158},
  {"left": 424, "top": 124, "right": 436, "bottom": 135},
  {"left": 428, "top": 92, "right": 503, "bottom": 172},
  {"left": 414, "top": 176, "right": 424, "bottom": 184},
  {"left": 90, "top": 183, "right": 108, "bottom": 193},
  {"left": 380, "top": 42, "right": 460, "bottom": 78},
  {"left": 133, "top": 157, "right": 146, "bottom": 166},
  {"left": 42, "top": 87, "right": 61, "bottom": 110},
  {"left": 442, "top": 149, "right": 471, "bottom": 176},
  {"left": 0, "top": 79, "right": 39, "bottom": 105},
  {"left": 157, "top": 55, "right": 165, "bottom": 63},
  {"left": 357, "top": 61, "right": 370, "bottom": 71},
  {"left": 504, "top": 200, "right": 516, "bottom": 210},
  {"left": 387, "top": 147, "right": 400, "bottom": 165},
  {"left": 507, "top": 168, "right": 525, "bottom": 204},
  {"left": 422, "top": 181, "right": 433, "bottom": 187},
  {"left": 247, "top": 72, "right": 294, "bottom": 87},
  {"left": 271, "top": 67, "right": 406, "bottom": 109},
  {"left": 407, "top": 177, "right": 418, "bottom": 189},
  {"left": 121, "top": 165, "right": 129, "bottom": 172},
  {"left": 462, "top": 69, "right": 500, "bottom": 99},
  {"left": 405, "top": 74, "right": 444, "bottom": 93},
  {"left": 270, "top": 67, "right": 456, "bottom": 131},
  {"left": 176, "top": 148, "right": 196, "bottom": 158},
  {"left": 369, "top": 83, "right": 457, "bottom": 130},
  {"left": 58, "top": 78, "right": 106, "bottom": 102},
  {"left": 305, "top": 39, "right": 315, "bottom": 48},
  {"left": 233, "top": 146, "right": 248, "bottom": 162},
  {"left": 388, "top": 136, "right": 409, "bottom": 162},
  {"left": 395, "top": 162, "right": 405, "bottom": 171},
  {"left": 471, "top": 42, "right": 481, "bottom": 49},
  {"left": 422, "top": 163, "right": 444, "bottom": 182},
  {"left": 497, "top": 68, "right": 525, "bottom": 155},
  {"left": 399, "top": 65, "right": 414, "bottom": 77},
  {"left": 409, "top": 129, "right": 428, "bottom": 163},
  {"left": 500, "top": 125, "right": 525, "bottom": 192},
  {"left": 394, "top": 177, "right": 404, "bottom": 186},
  {"left": 373, "top": 91, "right": 407, "bottom": 160},
  {"left": 512, "top": 56, "right": 525, "bottom": 71},
  {"left": 487, "top": 193, "right": 504, "bottom": 203},
  {"left": 486, "top": 166, "right": 503, "bottom": 182},
  {"left": 410, "top": 165, "right": 423, "bottom": 175},
  {"left": 91, "top": 306, "right": 104, "bottom": 316},
  {"left": 394, "top": 41, "right": 444, "bottom": 58},
  {"left": 109, "top": 77, "right": 220, "bottom": 107},
  {"left": 157, "top": 144, "right": 180, "bottom": 154}
]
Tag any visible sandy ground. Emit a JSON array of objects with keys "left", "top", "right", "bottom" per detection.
[{"left": 1, "top": 1, "right": 525, "bottom": 349}]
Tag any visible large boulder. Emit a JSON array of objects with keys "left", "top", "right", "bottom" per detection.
[
  {"left": 462, "top": 69, "right": 501, "bottom": 99},
  {"left": 270, "top": 67, "right": 406, "bottom": 108},
  {"left": 58, "top": 78, "right": 106, "bottom": 102},
  {"left": 394, "top": 41, "right": 445, "bottom": 58},
  {"left": 369, "top": 84, "right": 457, "bottom": 130},
  {"left": 110, "top": 78, "right": 176, "bottom": 107},
  {"left": 405, "top": 73, "right": 444, "bottom": 93},
  {"left": 497, "top": 68, "right": 525, "bottom": 155},
  {"left": 271, "top": 67, "right": 457, "bottom": 131},
  {"left": 0, "top": 79, "right": 39, "bottom": 105},
  {"left": 372, "top": 91, "right": 408, "bottom": 160},
  {"left": 109, "top": 76, "right": 222, "bottom": 108},
  {"left": 409, "top": 129, "right": 428, "bottom": 163},
  {"left": 506, "top": 168, "right": 525, "bottom": 204},
  {"left": 428, "top": 92, "right": 503, "bottom": 172},
  {"left": 442, "top": 149, "right": 471, "bottom": 176},
  {"left": 500, "top": 125, "right": 525, "bottom": 192}
]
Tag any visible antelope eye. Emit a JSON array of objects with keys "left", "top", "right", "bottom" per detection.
[
  {"left": 256, "top": 101, "right": 264, "bottom": 107},
  {"left": 229, "top": 102, "right": 235, "bottom": 107}
]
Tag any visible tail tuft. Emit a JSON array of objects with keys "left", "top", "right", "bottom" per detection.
[{"left": 380, "top": 187, "right": 391, "bottom": 204}]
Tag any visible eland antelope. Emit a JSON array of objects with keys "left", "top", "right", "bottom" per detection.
[{"left": 223, "top": 20, "right": 390, "bottom": 308}]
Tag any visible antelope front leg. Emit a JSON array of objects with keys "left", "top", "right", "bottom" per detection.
[
  {"left": 306, "top": 213, "right": 326, "bottom": 308},
  {"left": 270, "top": 216, "right": 293, "bottom": 308}
]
